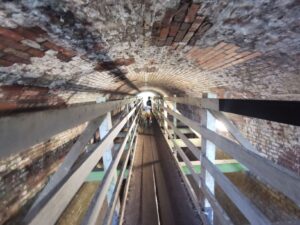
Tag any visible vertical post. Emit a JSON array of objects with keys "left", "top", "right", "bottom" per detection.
[
  {"left": 200, "top": 93, "right": 217, "bottom": 224},
  {"left": 173, "top": 94, "right": 177, "bottom": 128},
  {"left": 163, "top": 99, "right": 168, "bottom": 138},
  {"left": 97, "top": 97, "right": 120, "bottom": 222}
]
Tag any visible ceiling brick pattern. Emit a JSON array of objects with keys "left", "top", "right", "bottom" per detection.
[
  {"left": 152, "top": 3, "right": 212, "bottom": 48},
  {"left": 0, "top": 26, "right": 77, "bottom": 67}
]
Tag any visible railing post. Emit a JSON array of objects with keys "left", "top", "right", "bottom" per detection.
[
  {"left": 97, "top": 97, "right": 121, "bottom": 218},
  {"left": 200, "top": 93, "right": 217, "bottom": 224},
  {"left": 163, "top": 99, "right": 168, "bottom": 138},
  {"left": 173, "top": 94, "right": 177, "bottom": 128}
]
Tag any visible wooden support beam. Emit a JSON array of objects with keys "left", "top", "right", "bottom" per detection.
[
  {"left": 201, "top": 126, "right": 300, "bottom": 207},
  {"left": 202, "top": 156, "right": 272, "bottom": 225},
  {"left": 0, "top": 98, "right": 137, "bottom": 158},
  {"left": 25, "top": 105, "right": 139, "bottom": 225}
]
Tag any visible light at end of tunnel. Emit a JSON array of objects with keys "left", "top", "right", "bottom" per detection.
[
  {"left": 137, "top": 91, "right": 157, "bottom": 106},
  {"left": 216, "top": 120, "right": 227, "bottom": 132}
]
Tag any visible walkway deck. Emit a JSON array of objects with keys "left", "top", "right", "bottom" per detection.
[{"left": 123, "top": 126, "right": 201, "bottom": 225}]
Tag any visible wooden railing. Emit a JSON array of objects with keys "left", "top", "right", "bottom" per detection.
[
  {"left": 154, "top": 96, "right": 300, "bottom": 225},
  {"left": 0, "top": 98, "right": 141, "bottom": 225}
]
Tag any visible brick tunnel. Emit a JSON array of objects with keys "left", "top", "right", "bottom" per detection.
[{"left": 0, "top": 1, "right": 300, "bottom": 225}]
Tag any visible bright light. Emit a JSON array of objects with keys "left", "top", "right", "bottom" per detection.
[
  {"left": 216, "top": 120, "right": 227, "bottom": 132},
  {"left": 137, "top": 91, "right": 157, "bottom": 106}
]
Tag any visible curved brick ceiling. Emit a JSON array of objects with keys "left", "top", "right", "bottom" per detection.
[{"left": 0, "top": 0, "right": 299, "bottom": 100}]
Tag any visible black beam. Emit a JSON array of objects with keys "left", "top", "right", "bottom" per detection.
[{"left": 219, "top": 99, "right": 300, "bottom": 126}]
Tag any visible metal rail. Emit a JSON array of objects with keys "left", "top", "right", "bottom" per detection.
[{"left": 154, "top": 96, "right": 300, "bottom": 225}]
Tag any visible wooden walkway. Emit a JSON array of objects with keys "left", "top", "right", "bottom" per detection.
[{"left": 123, "top": 126, "right": 201, "bottom": 225}]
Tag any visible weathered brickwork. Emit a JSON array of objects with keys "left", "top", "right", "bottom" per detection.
[
  {"left": 0, "top": 0, "right": 298, "bottom": 223},
  {"left": 216, "top": 172, "right": 300, "bottom": 224},
  {"left": 0, "top": 123, "right": 86, "bottom": 225},
  {"left": 227, "top": 114, "right": 300, "bottom": 175}
]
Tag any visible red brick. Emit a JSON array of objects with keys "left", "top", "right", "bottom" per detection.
[
  {"left": 174, "top": 30, "right": 187, "bottom": 42},
  {"left": 185, "top": 4, "right": 201, "bottom": 23},
  {"left": 161, "top": 9, "right": 176, "bottom": 27},
  {"left": 27, "top": 26, "right": 47, "bottom": 36},
  {"left": 1, "top": 54, "right": 30, "bottom": 64},
  {"left": 42, "top": 41, "right": 63, "bottom": 52},
  {"left": 115, "top": 57, "right": 135, "bottom": 66},
  {"left": 165, "top": 36, "right": 174, "bottom": 46},
  {"left": 173, "top": 3, "right": 189, "bottom": 22},
  {"left": 159, "top": 27, "right": 169, "bottom": 41},
  {"left": 189, "top": 16, "right": 205, "bottom": 32},
  {"left": 169, "top": 22, "right": 181, "bottom": 37},
  {"left": 56, "top": 49, "right": 76, "bottom": 62},
  {"left": 27, "top": 48, "right": 45, "bottom": 58},
  {"left": 0, "top": 36, "right": 29, "bottom": 51},
  {"left": 0, "top": 58, "right": 13, "bottom": 67},
  {"left": 3, "top": 48, "right": 31, "bottom": 60},
  {"left": 15, "top": 27, "right": 39, "bottom": 41},
  {"left": 0, "top": 27, "right": 24, "bottom": 41},
  {"left": 182, "top": 32, "right": 194, "bottom": 43}
]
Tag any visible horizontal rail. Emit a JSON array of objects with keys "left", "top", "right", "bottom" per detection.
[
  {"left": 82, "top": 111, "right": 139, "bottom": 225},
  {"left": 202, "top": 156, "right": 271, "bottom": 225},
  {"left": 118, "top": 134, "right": 140, "bottom": 225},
  {"left": 0, "top": 98, "right": 137, "bottom": 158},
  {"left": 164, "top": 97, "right": 300, "bottom": 126},
  {"left": 163, "top": 115, "right": 201, "bottom": 161},
  {"left": 164, "top": 104, "right": 300, "bottom": 207},
  {"left": 104, "top": 124, "right": 138, "bottom": 225},
  {"left": 164, "top": 97, "right": 219, "bottom": 111},
  {"left": 26, "top": 105, "right": 139, "bottom": 225},
  {"left": 26, "top": 115, "right": 106, "bottom": 219},
  {"left": 200, "top": 126, "right": 300, "bottom": 207},
  {"left": 165, "top": 128, "right": 200, "bottom": 184},
  {"left": 201, "top": 182, "right": 234, "bottom": 225}
]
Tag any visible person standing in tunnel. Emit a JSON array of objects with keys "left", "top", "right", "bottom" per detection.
[{"left": 146, "top": 96, "right": 152, "bottom": 126}]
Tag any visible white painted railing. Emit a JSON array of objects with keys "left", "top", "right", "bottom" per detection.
[
  {"left": 154, "top": 96, "right": 300, "bottom": 225},
  {"left": 11, "top": 98, "right": 143, "bottom": 225}
]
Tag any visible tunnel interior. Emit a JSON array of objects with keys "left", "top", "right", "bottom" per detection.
[{"left": 0, "top": 0, "right": 300, "bottom": 225}]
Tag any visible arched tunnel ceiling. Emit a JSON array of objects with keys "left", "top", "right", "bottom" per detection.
[{"left": 0, "top": 0, "right": 299, "bottom": 100}]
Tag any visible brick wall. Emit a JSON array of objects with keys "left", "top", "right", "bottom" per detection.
[
  {"left": 0, "top": 123, "right": 86, "bottom": 225},
  {"left": 215, "top": 172, "right": 300, "bottom": 224}
]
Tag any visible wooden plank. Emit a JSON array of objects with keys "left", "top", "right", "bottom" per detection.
[
  {"left": 25, "top": 106, "right": 139, "bottom": 225},
  {"left": 201, "top": 183, "right": 234, "bottom": 225},
  {"left": 0, "top": 98, "right": 137, "bottom": 158},
  {"left": 25, "top": 115, "right": 106, "bottom": 219},
  {"left": 202, "top": 156, "right": 272, "bottom": 225},
  {"left": 200, "top": 126, "right": 300, "bottom": 207},
  {"left": 164, "top": 116, "right": 201, "bottom": 160},
  {"left": 164, "top": 96, "right": 219, "bottom": 111},
  {"left": 82, "top": 113, "right": 139, "bottom": 225}
]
